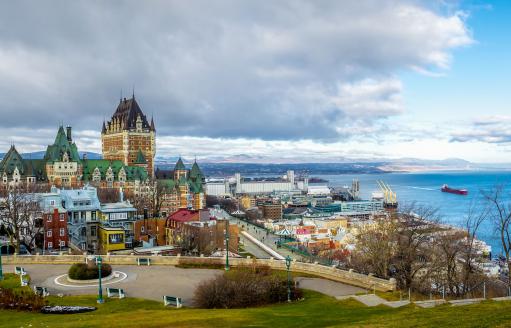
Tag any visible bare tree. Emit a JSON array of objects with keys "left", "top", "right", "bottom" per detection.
[
  {"left": 97, "top": 187, "right": 120, "bottom": 203},
  {"left": 391, "top": 204, "right": 440, "bottom": 290},
  {"left": 483, "top": 185, "right": 511, "bottom": 287},
  {"left": 0, "top": 185, "right": 42, "bottom": 254},
  {"left": 460, "top": 199, "right": 489, "bottom": 295},
  {"left": 352, "top": 218, "right": 397, "bottom": 279}
]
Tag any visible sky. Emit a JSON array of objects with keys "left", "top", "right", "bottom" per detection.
[{"left": 0, "top": 0, "right": 510, "bottom": 163}]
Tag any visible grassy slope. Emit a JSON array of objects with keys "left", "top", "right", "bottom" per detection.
[{"left": 1, "top": 290, "right": 511, "bottom": 328}]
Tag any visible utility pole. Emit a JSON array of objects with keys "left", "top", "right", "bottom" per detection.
[{"left": 224, "top": 221, "right": 229, "bottom": 271}]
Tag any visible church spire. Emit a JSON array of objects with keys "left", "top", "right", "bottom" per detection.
[{"left": 150, "top": 116, "right": 155, "bottom": 132}]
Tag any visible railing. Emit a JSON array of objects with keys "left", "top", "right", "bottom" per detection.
[{"left": 2, "top": 254, "right": 396, "bottom": 292}]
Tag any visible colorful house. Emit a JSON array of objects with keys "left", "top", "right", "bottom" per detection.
[{"left": 98, "top": 226, "right": 125, "bottom": 253}]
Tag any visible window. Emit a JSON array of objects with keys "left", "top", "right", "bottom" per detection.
[
  {"left": 141, "top": 226, "right": 145, "bottom": 233},
  {"left": 60, "top": 228, "right": 65, "bottom": 236},
  {"left": 47, "top": 230, "right": 52, "bottom": 237},
  {"left": 47, "top": 215, "right": 52, "bottom": 222},
  {"left": 91, "top": 226, "right": 97, "bottom": 237},
  {"left": 60, "top": 240, "right": 65, "bottom": 247},
  {"left": 48, "top": 242, "right": 53, "bottom": 249},
  {"left": 50, "top": 200, "right": 55, "bottom": 206}
]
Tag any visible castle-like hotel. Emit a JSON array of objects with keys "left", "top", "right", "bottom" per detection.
[{"left": 0, "top": 96, "right": 205, "bottom": 214}]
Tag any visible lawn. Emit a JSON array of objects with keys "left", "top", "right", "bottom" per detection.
[{"left": 1, "top": 290, "right": 511, "bottom": 327}]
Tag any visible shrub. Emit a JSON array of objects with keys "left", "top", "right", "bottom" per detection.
[
  {"left": 68, "top": 262, "right": 112, "bottom": 280},
  {"left": 193, "top": 265, "right": 302, "bottom": 308},
  {"left": 0, "top": 287, "right": 47, "bottom": 312}
]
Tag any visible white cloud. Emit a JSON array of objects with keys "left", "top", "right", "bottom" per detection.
[{"left": 0, "top": 0, "right": 472, "bottom": 142}]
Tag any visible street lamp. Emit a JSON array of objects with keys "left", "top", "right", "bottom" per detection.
[
  {"left": 97, "top": 256, "right": 104, "bottom": 304},
  {"left": 225, "top": 221, "right": 230, "bottom": 271},
  {"left": 285, "top": 255, "right": 292, "bottom": 302}
]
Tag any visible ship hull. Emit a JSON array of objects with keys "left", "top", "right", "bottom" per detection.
[{"left": 441, "top": 187, "right": 468, "bottom": 195}]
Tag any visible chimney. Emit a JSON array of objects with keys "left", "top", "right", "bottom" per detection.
[{"left": 66, "top": 126, "right": 72, "bottom": 142}]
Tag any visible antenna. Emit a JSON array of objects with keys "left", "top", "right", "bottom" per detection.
[{"left": 132, "top": 84, "right": 135, "bottom": 98}]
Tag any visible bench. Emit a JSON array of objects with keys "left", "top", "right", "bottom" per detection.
[
  {"left": 20, "top": 276, "right": 29, "bottom": 287},
  {"left": 15, "top": 266, "right": 27, "bottom": 276},
  {"left": 137, "top": 258, "right": 151, "bottom": 266},
  {"left": 34, "top": 286, "right": 50, "bottom": 297},
  {"left": 163, "top": 295, "right": 182, "bottom": 308},
  {"left": 106, "top": 288, "right": 125, "bottom": 299}
]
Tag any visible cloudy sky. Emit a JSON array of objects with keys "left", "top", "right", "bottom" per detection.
[{"left": 0, "top": 0, "right": 510, "bottom": 163}]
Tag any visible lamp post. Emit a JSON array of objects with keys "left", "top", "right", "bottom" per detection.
[
  {"left": 285, "top": 255, "right": 292, "bottom": 302},
  {"left": 225, "top": 221, "right": 230, "bottom": 271},
  {"left": 97, "top": 256, "right": 104, "bottom": 304}
]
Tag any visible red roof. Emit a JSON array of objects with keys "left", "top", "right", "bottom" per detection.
[
  {"left": 296, "top": 228, "right": 312, "bottom": 235},
  {"left": 167, "top": 209, "right": 200, "bottom": 223}
]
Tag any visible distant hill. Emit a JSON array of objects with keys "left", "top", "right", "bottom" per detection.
[{"left": 0, "top": 151, "right": 102, "bottom": 161}]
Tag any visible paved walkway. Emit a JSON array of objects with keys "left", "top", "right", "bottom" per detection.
[{"left": 4, "top": 264, "right": 363, "bottom": 306}]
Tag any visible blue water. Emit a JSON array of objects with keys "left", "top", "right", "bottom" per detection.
[{"left": 316, "top": 171, "right": 511, "bottom": 255}]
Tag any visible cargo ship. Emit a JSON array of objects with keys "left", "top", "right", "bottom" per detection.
[{"left": 441, "top": 184, "right": 468, "bottom": 195}]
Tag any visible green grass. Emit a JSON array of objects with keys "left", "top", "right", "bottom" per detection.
[
  {"left": 1, "top": 290, "right": 511, "bottom": 327},
  {"left": 0, "top": 273, "right": 31, "bottom": 292}
]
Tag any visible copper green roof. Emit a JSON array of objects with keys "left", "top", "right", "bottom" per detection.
[
  {"left": 135, "top": 149, "right": 147, "bottom": 164},
  {"left": 44, "top": 126, "right": 81, "bottom": 163},
  {"left": 174, "top": 157, "right": 186, "bottom": 171},
  {"left": 82, "top": 159, "right": 148, "bottom": 182},
  {"left": 189, "top": 161, "right": 203, "bottom": 179},
  {"left": 0, "top": 146, "right": 47, "bottom": 181}
]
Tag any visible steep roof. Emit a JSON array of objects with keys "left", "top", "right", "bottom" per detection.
[
  {"left": 135, "top": 149, "right": 147, "bottom": 164},
  {"left": 108, "top": 97, "right": 154, "bottom": 131},
  {"left": 0, "top": 146, "right": 47, "bottom": 181},
  {"left": 174, "top": 157, "right": 186, "bottom": 171},
  {"left": 82, "top": 159, "right": 148, "bottom": 182},
  {"left": 189, "top": 161, "right": 203, "bottom": 179},
  {"left": 44, "top": 126, "right": 81, "bottom": 163}
]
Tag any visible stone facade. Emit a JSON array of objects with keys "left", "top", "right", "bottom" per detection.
[
  {"left": 101, "top": 96, "right": 156, "bottom": 177},
  {"left": 157, "top": 159, "right": 206, "bottom": 216}
]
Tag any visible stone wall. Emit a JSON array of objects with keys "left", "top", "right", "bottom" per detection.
[{"left": 3, "top": 254, "right": 396, "bottom": 291}]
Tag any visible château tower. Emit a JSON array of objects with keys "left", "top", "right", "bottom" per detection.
[{"left": 101, "top": 96, "right": 156, "bottom": 176}]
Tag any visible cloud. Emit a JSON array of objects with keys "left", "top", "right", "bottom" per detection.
[
  {"left": 0, "top": 0, "right": 472, "bottom": 143},
  {"left": 450, "top": 116, "right": 511, "bottom": 144}
]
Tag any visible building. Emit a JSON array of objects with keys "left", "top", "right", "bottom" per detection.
[
  {"left": 39, "top": 193, "right": 69, "bottom": 251},
  {"left": 206, "top": 170, "right": 309, "bottom": 196},
  {"left": 0, "top": 124, "right": 150, "bottom": 197},
  {"left": 58, "top": 185, "right": 101, "bottom": 252},
  {"left": 0, "top": 145, "right": 47, "bottom": 187},
  {"left": 98, "top": 226, "right": 125, "bottom": 253},
  {"left": 165, "top": 208, "right": 202, "bottom": 245},
  {"left": 99, "top": 193, "right": 137, "bottom": 249},
  {"left": 156, "top": 159, "right": 206, "bottom": 215},
  {"left": 180, "top": 219, "right": 239, "bottom": 256},
  {"left": 101, "top": 96, "right": 156, "bottom": 176},
  {"left": 42, "top": 208, "right": 69, "bottom": 251},
  {"left": 134, "top": 218, "right": 167, "bottom": 247},
  {"left": 261, "top": 203, "right": 283, "bottom": 220}
]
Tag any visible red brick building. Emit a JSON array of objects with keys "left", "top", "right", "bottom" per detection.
[
  {"left": 134, "top": 218, "right": 167, "bottom": 246},
  {"left": 43, "top": 208, "right": 69, "bottom": 250}
]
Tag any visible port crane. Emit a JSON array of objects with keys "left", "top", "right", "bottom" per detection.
[{"left": 377, "top": 180, "right": 398, "bottom": 208}]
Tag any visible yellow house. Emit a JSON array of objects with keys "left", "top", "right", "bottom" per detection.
[
  {"left": 99, "top": 226, "right": 125, "bottom": 254},
  {"left": 240, "top": 195, "right": 256, "bottom": 210}
]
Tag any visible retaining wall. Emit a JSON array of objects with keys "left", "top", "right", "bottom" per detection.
[{"left": 2, "top": 254, "right": 396, "bottom": 292}]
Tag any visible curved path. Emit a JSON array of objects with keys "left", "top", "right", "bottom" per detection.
[{"left": 4, "top": 264, "right": 364, "bottom": 305}]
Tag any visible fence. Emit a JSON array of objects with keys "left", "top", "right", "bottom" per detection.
[{"left": 2, "top": 253, "right": 396, "bottom": 292}]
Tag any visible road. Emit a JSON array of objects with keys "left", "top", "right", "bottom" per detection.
[
  {"left": 4, "top": 264, "right": 364, "bottom": 305},
  {"left": 228, "top": 215, "right": 308, "bottom": 261}
]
